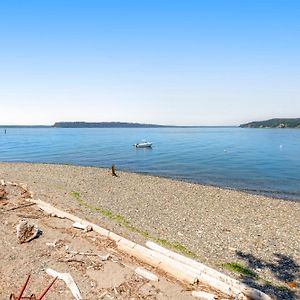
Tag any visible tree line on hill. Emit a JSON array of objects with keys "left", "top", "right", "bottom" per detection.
[
  {"left": 240, "top": 118, "right": 300, "bottom": 128},
  {"left": 52, "top": 122, "right": 172, "bottom": 128}
]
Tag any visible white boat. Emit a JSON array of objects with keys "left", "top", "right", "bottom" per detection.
[{"left": 134, "top": 141, "right": 152, "bottom": 148}]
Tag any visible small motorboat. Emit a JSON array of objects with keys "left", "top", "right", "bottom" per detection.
[{"left": 134, "top": 141, "right": 152, "bottom": 148}]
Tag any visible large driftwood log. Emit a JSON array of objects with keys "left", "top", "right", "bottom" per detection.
[{"left": 146, "top": 241, "right": 272, "bottom": 300}]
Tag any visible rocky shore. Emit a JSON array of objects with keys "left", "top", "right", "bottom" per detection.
[{"left": 0, "top": 162, "right": 299, "bottom": 299}]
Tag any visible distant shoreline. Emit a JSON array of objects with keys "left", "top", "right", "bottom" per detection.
[
  {"left": 2, "top": 117, "right": 300, "bottom": 128},
  {"left": 0, "top": 124, "right": 237, "bottom": 128}
]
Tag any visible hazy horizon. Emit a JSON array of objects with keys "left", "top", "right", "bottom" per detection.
[{"left": 1, "top": 1, "right": 299, "bottom": 125}]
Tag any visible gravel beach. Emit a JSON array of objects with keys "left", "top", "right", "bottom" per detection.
[
  {"left": 0, "top": 179, "right": 206, "bottom": 299},
  {"left": 1, "top": 162, "right": 299, "bottom": 299}
]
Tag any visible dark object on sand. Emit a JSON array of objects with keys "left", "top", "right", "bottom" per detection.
[
  {"left": 10, "top": 274, "right": 57, "bottom": 299},
  {"left": 112, "top": 164, "right": 118, "bottom": 177}
]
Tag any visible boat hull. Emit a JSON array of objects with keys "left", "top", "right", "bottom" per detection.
[{"left": 135, "top": 143, "right": 152, "bottom": 148}]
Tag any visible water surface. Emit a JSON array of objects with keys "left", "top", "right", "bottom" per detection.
[{"left": 0, "top": 127, "right": 299, "bottom": 200}]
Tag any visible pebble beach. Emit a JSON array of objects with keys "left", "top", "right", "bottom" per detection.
[{"left": 1, "top": 162, "right": 299, "bottom": 299}]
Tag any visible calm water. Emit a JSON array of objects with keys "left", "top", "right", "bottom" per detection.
[{"left": 0, "top": 127, "right": 300, "bottom": 200}]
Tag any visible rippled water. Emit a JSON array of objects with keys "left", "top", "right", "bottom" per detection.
[{"left": 0, "top": 127, "right": 299, "bottom": 200}]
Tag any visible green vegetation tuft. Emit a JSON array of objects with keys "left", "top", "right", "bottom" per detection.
[
  {"left": 70, "top": 191, "right": 81, "bottom": 199},
  {"left": 223, "top": 262, "right": 294, "bottom": 295},
  {"left": 223, "top": 262, "right": 259, "bottom": 279},
  {"left": 70, "top": 191, "right": 196, "bottom": 258},
  {"left": 275, "top": 284, "right": 293, "bottom": 291},
  {"left": 154, "top": 238, "right": 196, "bottom": 258}
]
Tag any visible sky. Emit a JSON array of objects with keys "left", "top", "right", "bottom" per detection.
[{"left": 0, "top": 0, "right": 299, "bottom": 126}]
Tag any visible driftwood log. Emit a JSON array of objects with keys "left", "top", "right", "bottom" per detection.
[{"left": 146, "top": 241, "right": 272, "bottom": 300}]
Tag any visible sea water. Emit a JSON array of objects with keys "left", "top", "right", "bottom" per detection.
[{"left": 0, "top": 127, "right": 299, "bottom": 200}]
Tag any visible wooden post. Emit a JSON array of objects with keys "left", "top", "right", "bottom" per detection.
[{"left": 112, "top": 164, "right": 117, "bottom": 177}]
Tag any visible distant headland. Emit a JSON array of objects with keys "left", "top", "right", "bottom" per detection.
[
  {"left": 53, "top": 122, "right": 175, "bottom": 128},
  {"left": 0, "top": 122, "right": 235, "bottom": 128},
  {"left": 52, "top": 122, "right": 233, "bottom": 128},
  {"left": 240, "top": 118, "right": 300, "bottom": 128}
]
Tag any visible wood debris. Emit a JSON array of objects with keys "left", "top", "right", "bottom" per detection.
[{"left": 16, "top": 220, "right": 40, "bottom": 244}]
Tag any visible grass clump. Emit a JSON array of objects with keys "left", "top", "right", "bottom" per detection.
[
  {"left": 70, "top": 191, "right": 81, "bottom": 200},
  {"left": 70, "top": 191, "right": 196, "bottom": 258},
  {"left": 223, "top": 261, "right": 294, "bottom": 297},
  {"left": 223, "top": 262, "right": 259, "bottom": 279},
  {"left": 155, "top": 238, "right": 197, "bottom": 258},
  {"left": 71, "top": 191, "right": 127, "bottom": 223},
  {"left": 275, "top": 284, "right": 292, "bottom": 291}
]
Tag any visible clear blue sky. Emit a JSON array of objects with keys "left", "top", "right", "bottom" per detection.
[{"left": 0, "top": 0, "right": 299, "bottom": 125}]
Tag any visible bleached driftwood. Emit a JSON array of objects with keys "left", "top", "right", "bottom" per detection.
[
  {"left": 146, "top": 240, "right": 240, "bottom": 282},
  {"left": 46, "top": 268, "right": 82, "bottom": 300},
  {"left": 139, "top": 242, "right": 239, "bottom": 296},
  {"left": 135, "top": 267, "right": 159, "bottom": 281},
  {"left": 242, "top": 288, "right": 273, "bottom": 300},
  {"left": 192, "top": 291, "right": 216, "bottom": 299},
  {"left": 117, "top": 242, "right": 199, "bottom": 284},
  {"left": 67, "top": 250, "right": 110, "bottom": 261},
  {"left": 46, "top": 240, "right": 57, "bottom": 247},
  {"left": 72, "top": 222, "right": 92, "bottom": 232},
  {"left": 146, "top": 241, "right": 272, "bottom": 300}
]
